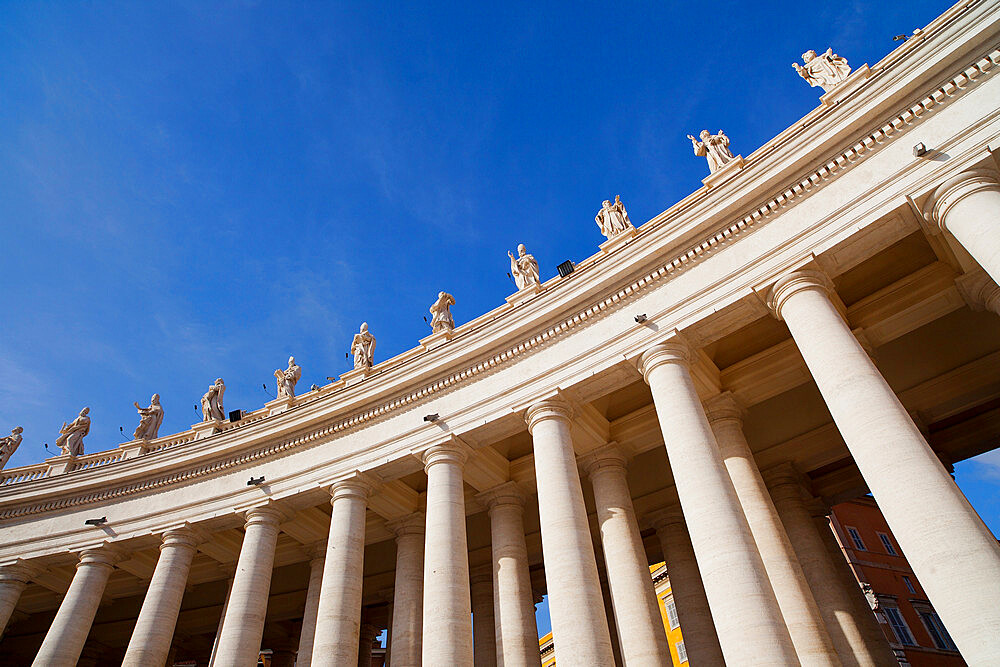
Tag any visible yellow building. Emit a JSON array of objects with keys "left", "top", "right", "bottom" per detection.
[{"left": 539, "top": 563, "right": 688, "bottom": 666}]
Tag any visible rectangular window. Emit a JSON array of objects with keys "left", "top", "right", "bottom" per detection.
[
  {"left": 902, "top": 576, "right": 915, "bottom": 594},
  {"left": 878, "top": 532, "right": 898, "bottom": 556},
  {"left": 883, "top": 606, "right": 916, "bottom": 646},
  {"left": 846, "top": 526, "right": 866, "bottom": 550},
  {"left": 665, "top": 600, "right": 680, "bottom": 630},
  {"left": 675, "top": 640, "right": 688, "bottom": 663},
  {"left": 919, "top": 610, "right": 958, "bottom": 651}
]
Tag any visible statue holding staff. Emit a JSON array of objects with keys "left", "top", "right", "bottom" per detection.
[
  {"left": 508, "top": 244, "right": 541, "bottom": 290},
  {"left": 275, "top": 356, "right": 302, "bottom": 398},
  {"left": 55, "top": 407, "right": 90, "bottom": 456},
  {"left": 133, "top": 394, "right": 164, "bottom": 440},
  {"left": 793, "top": 48, "right": 851, "bottom": 92}
]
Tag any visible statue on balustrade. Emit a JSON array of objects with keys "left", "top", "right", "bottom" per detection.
[
  {"left": 0, "top": 427, "right": 23, "bottom": 469},
  {"left": 793, "top": 48, "right": 851, "bottom": 92},
  {"left": 352, "top": 323, "right": 376, "bottom": 370},
  {"left": 275, "top": 356, "right": 302, "bottom": 398},
  {"left": 688, "top": 129, "right": 736, "bottom": 174},
  {"left": 596, "top": 195, "right": 633, "bottom": 239},
  {"left": 429, "top": 292, "right": 456, "bottom": 333},
  {"left": 55, "top": 408, "right": 89, "bottom": 456},
  {"left": 132, "top": 394, "right": 164, "bottom": 440},
  {"left": 508, "top": 244, "right": 541, "bottom": 290},
  {"left": 201, "top": 378, "right": 226, "bottom": 422}
]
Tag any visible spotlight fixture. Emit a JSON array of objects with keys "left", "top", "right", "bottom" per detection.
[
  {"left": 423, "top": 413, "right": 440, "bottom": 422},
  {"left": 228, "top": 410, "right": 245, "bottom": 423},
  {"left": 913, "top": 142, "right": 928, "bottom": 157},
  {"left": 247, "top": 476, "right": 265, "bottom": 486},
  {"left": 84, "top": 517, "right": 107, "bottom": 526},
  {"left": 557, "top": 260, "right": 575, "bottom": 278},
  {"left": 892, "top": 34, "right": 908, "bottom": 41},
  {"left": 310, "top": 384, "right": 320, "bottom": 392},
  {"left": 326, "top": 376, "right": 338, "bottom": 383},
  {"left": 635, "top": 314, "right": 648, "bottom": 323}
]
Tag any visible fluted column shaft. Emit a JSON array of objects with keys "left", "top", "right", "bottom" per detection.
[
  {"left": 769, "top": 270, "right": 1000, "bottom": 664},
  {"left": 295, "top": 547, "right": 326, "bottom": 667},
  {"left": 649, "top": 510, "right": 725, "bottom": 666},
  {"left": 471, "top": 566, "right": 497, "bottom": 667},
  {"left": 313, "top": 476, "right": 377, "bottom": 667},
  {"left": 32, "top": 548, "right": 118, "bottom": 667},
  {"left": 421, "top": 442, "right": 474, "bottom": 665},
  {"left": 639, "top": 341, "right": 799, "bottom": 665},
  {"left": 706, "top": 394, "right": 839, "bottom": 666},
  {"left": 388, "top": 513, "right": 424, "bottom": 667},
  {"left": 0, "top": 562, "right": 35, "bottom": 637},
  {"left": 765, "top": 468, "right": 895, "bottom": 667},
  {"left": 213, "top": 507, "right": 283, "bottom": 665},
  {"left": 584, "top": 447, "right": 671, "bottom": 666},
  {"left": 526, "top": 400, "right": 615, "bottom": 666},
  {"left": 122, "top": 527, "right": 199, "bottom": 667},
  {"left": 925, "top": 168, "right": 1000, "bottom": 284},
  {"left": 477, "top": 483, "right": 541, "bottom": 667}
]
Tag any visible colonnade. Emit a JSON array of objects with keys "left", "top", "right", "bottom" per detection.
[{"left": 1, "top": 168, "right": 999, "bottom": 665}]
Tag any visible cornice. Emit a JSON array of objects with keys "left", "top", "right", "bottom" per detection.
[{"left": 1, "top": 28, "right": 998, "bottom": 520}]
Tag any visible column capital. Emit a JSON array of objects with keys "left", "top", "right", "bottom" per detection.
[
  {"left": 386, "top": 512, "right": 425, "bottom": 539},
  {"left": 761, "top": 462, "right": 808, "bottom": 498},
  {"left": 580, "top": 444, "right": 628, "bottom": 478},
  {"left": 160, "top": 526, "right": 200, "bottom": 552},
  {"left": 421, "top": 438, "right": 471, "bottom": 470},
  {"left": 703, "top": 392, "right": 744, "bottom": 426},
  {"left": 475, "top": 481, "right": 526, "bottom": 513},
  {"left": 524, "top": 397, "right": 573, "bottom": 433},
  {"left": 765, "top": 269, "right": 836, "bottom": 321},
  {"left": 330, "top": 471, "right": 381, "bottom": 502},
  {"left": 646, "top": 506, "right": 685, "bottom": 531},
  {"left": 0, "top": 560, "right": 40, "bottom": 584},
  {"left": 242, "top": 504, "right": 287, "bottom": 527},
  {"left": 77, "top": 546, "right": 125, "bottom": 569},
  {"left": 955, "top": 269, "right": 1000, "bottom": 313},
  {"left": 638, "top": 339, "right": 692, "bottom": 383},
  {"left": 806, "top": 497, "right": 832, "bottom": 520},
  {"left": 922, "top": 167, "right": 1000, "bottom": 231}
]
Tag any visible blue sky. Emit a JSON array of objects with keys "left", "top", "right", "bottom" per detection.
[{"left": 2, "top": 0, "right": 997, "bottom": 635}]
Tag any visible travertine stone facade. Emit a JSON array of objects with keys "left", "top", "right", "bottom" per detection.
[{"left": 1, "top": 3, "right": 999, "bottom": 664}]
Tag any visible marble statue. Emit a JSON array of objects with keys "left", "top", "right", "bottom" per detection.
[
  {"left": 352, "top": 323, "right": 376, "bottom": 370},
  {"left": 429, "top": 292, "right": 456, "bottom": 333},
  {"left": 201, "top": 378, "right": 226, "bottom": 422},
  {"left": 688, "top": 130, "right": 736, "bottom": 174},
  {"left": 133, "top": 394, "right": 164, "bottom": 440},
  {"left": 508, "top": 244, "right": 541, "bottom": 290},
  {"left": 55, "top": 408, "right": 90, "bottom": 456},
  {"left": 0, "top": 427, "right": 23, "bottom": 469},
  {"left": 275, "top": 356, "right": 302, "bottom": 398},
  {"left": 595, "top": 195, "right": 633, "bottom": 239},
  {"left": 793, "top": 48, "right": 851, "bottom": 92}
]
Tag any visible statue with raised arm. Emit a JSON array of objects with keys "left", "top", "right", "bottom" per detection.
[
  {"left": 429, "top": 292, "right": 456, "bottom": 333},
  {"left": 352, "top": 323, "right": 376, "bottom": 370},
  {"left": 55, "top": 408, "right": 90, "bottom": 456},
  {"left": 201, "top": 378, "right": 226, "bottom": 422},
  {"left": 133, "top": 394, "right": 164, "bottom": 440},
  {"left": 793, "top": 48, "right": 851, "bottom": 92},
  {"left": 595, "top": 196, "right": 633, "bottom": 239},
  {"left": 275, "top": 356, "right": 302, "bottom": 398},
  {"left": 508, "top": 244, "right": 541, "bottom": 290},
  {"left": 0, "top": 427, "right": 23, "bottom": 469},
  {"left": 688, "top": 130, "right": 736, "bottom": 174}
]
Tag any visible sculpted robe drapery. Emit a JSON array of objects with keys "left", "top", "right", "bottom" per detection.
[
  {"left": 133, "top": 400, "right": 164, "bottom": 440},
  {"left": 56, "top": 413, "right": 89, "bottom": 456}
]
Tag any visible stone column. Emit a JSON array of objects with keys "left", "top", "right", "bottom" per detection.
[
  {"left": 476, "top": 483, "right": 541, "bottom": 667},
  {"left": 764, "top": 466, "right": 895, "bottom": 667},
  {"left": 924, "top": 168, "right": 1000, "bottom": 284},
  {"left": 583, "top": 446, "right": 672, "bottom": 666},
  {"left": 639, "top": 341, "right": 799, "bottom": 665},
  {"left": 648, "top": 508, "right": 725, "bottom": 666},
  {"left": 208, "top": 574, "right": 235, "bottom": 666},
  {"left": 525, "top": 399, "right": 615, "bottom": 666},
  {"left": 768, "top": 270, "right": 1000, "bottom": 664},
  {"left": 358, "top": 621, "right": 378, "bottom": 667},
  {"left": 32, "top": 547, "right": 119, "bottom": 667},
  {"left": 0, "top": 561, "right": 36, "bottom": 637},
  {"left": 421, "top": 441, "right": 474, "bottom": 666},
  {"left": 212, "top": 506, "right": 284, "bottom": 666},
  {"left": 705, "top": 393, "right": 839, "bottom": 666},
  {"left": 387, "top": 513, "right": 424, "bottom": 667},
  {"left": 471, "top": 565, "right": 497, "bottom": 667},
  {"left": 313, "top": 475, "right": 378, "bottom": 667},
  {"left": 271, "top": 647, "right": 297, "bottom": 667},
  {"left": 122, "top": 527, "right": 199, "bottom": 667},
  {"left": 295, "top": 544, "right": 326, "bottom": 667}
]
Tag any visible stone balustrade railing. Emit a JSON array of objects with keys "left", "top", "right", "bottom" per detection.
[{"left": 0, "top": 463, "right": 49, "bottom": 486}]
